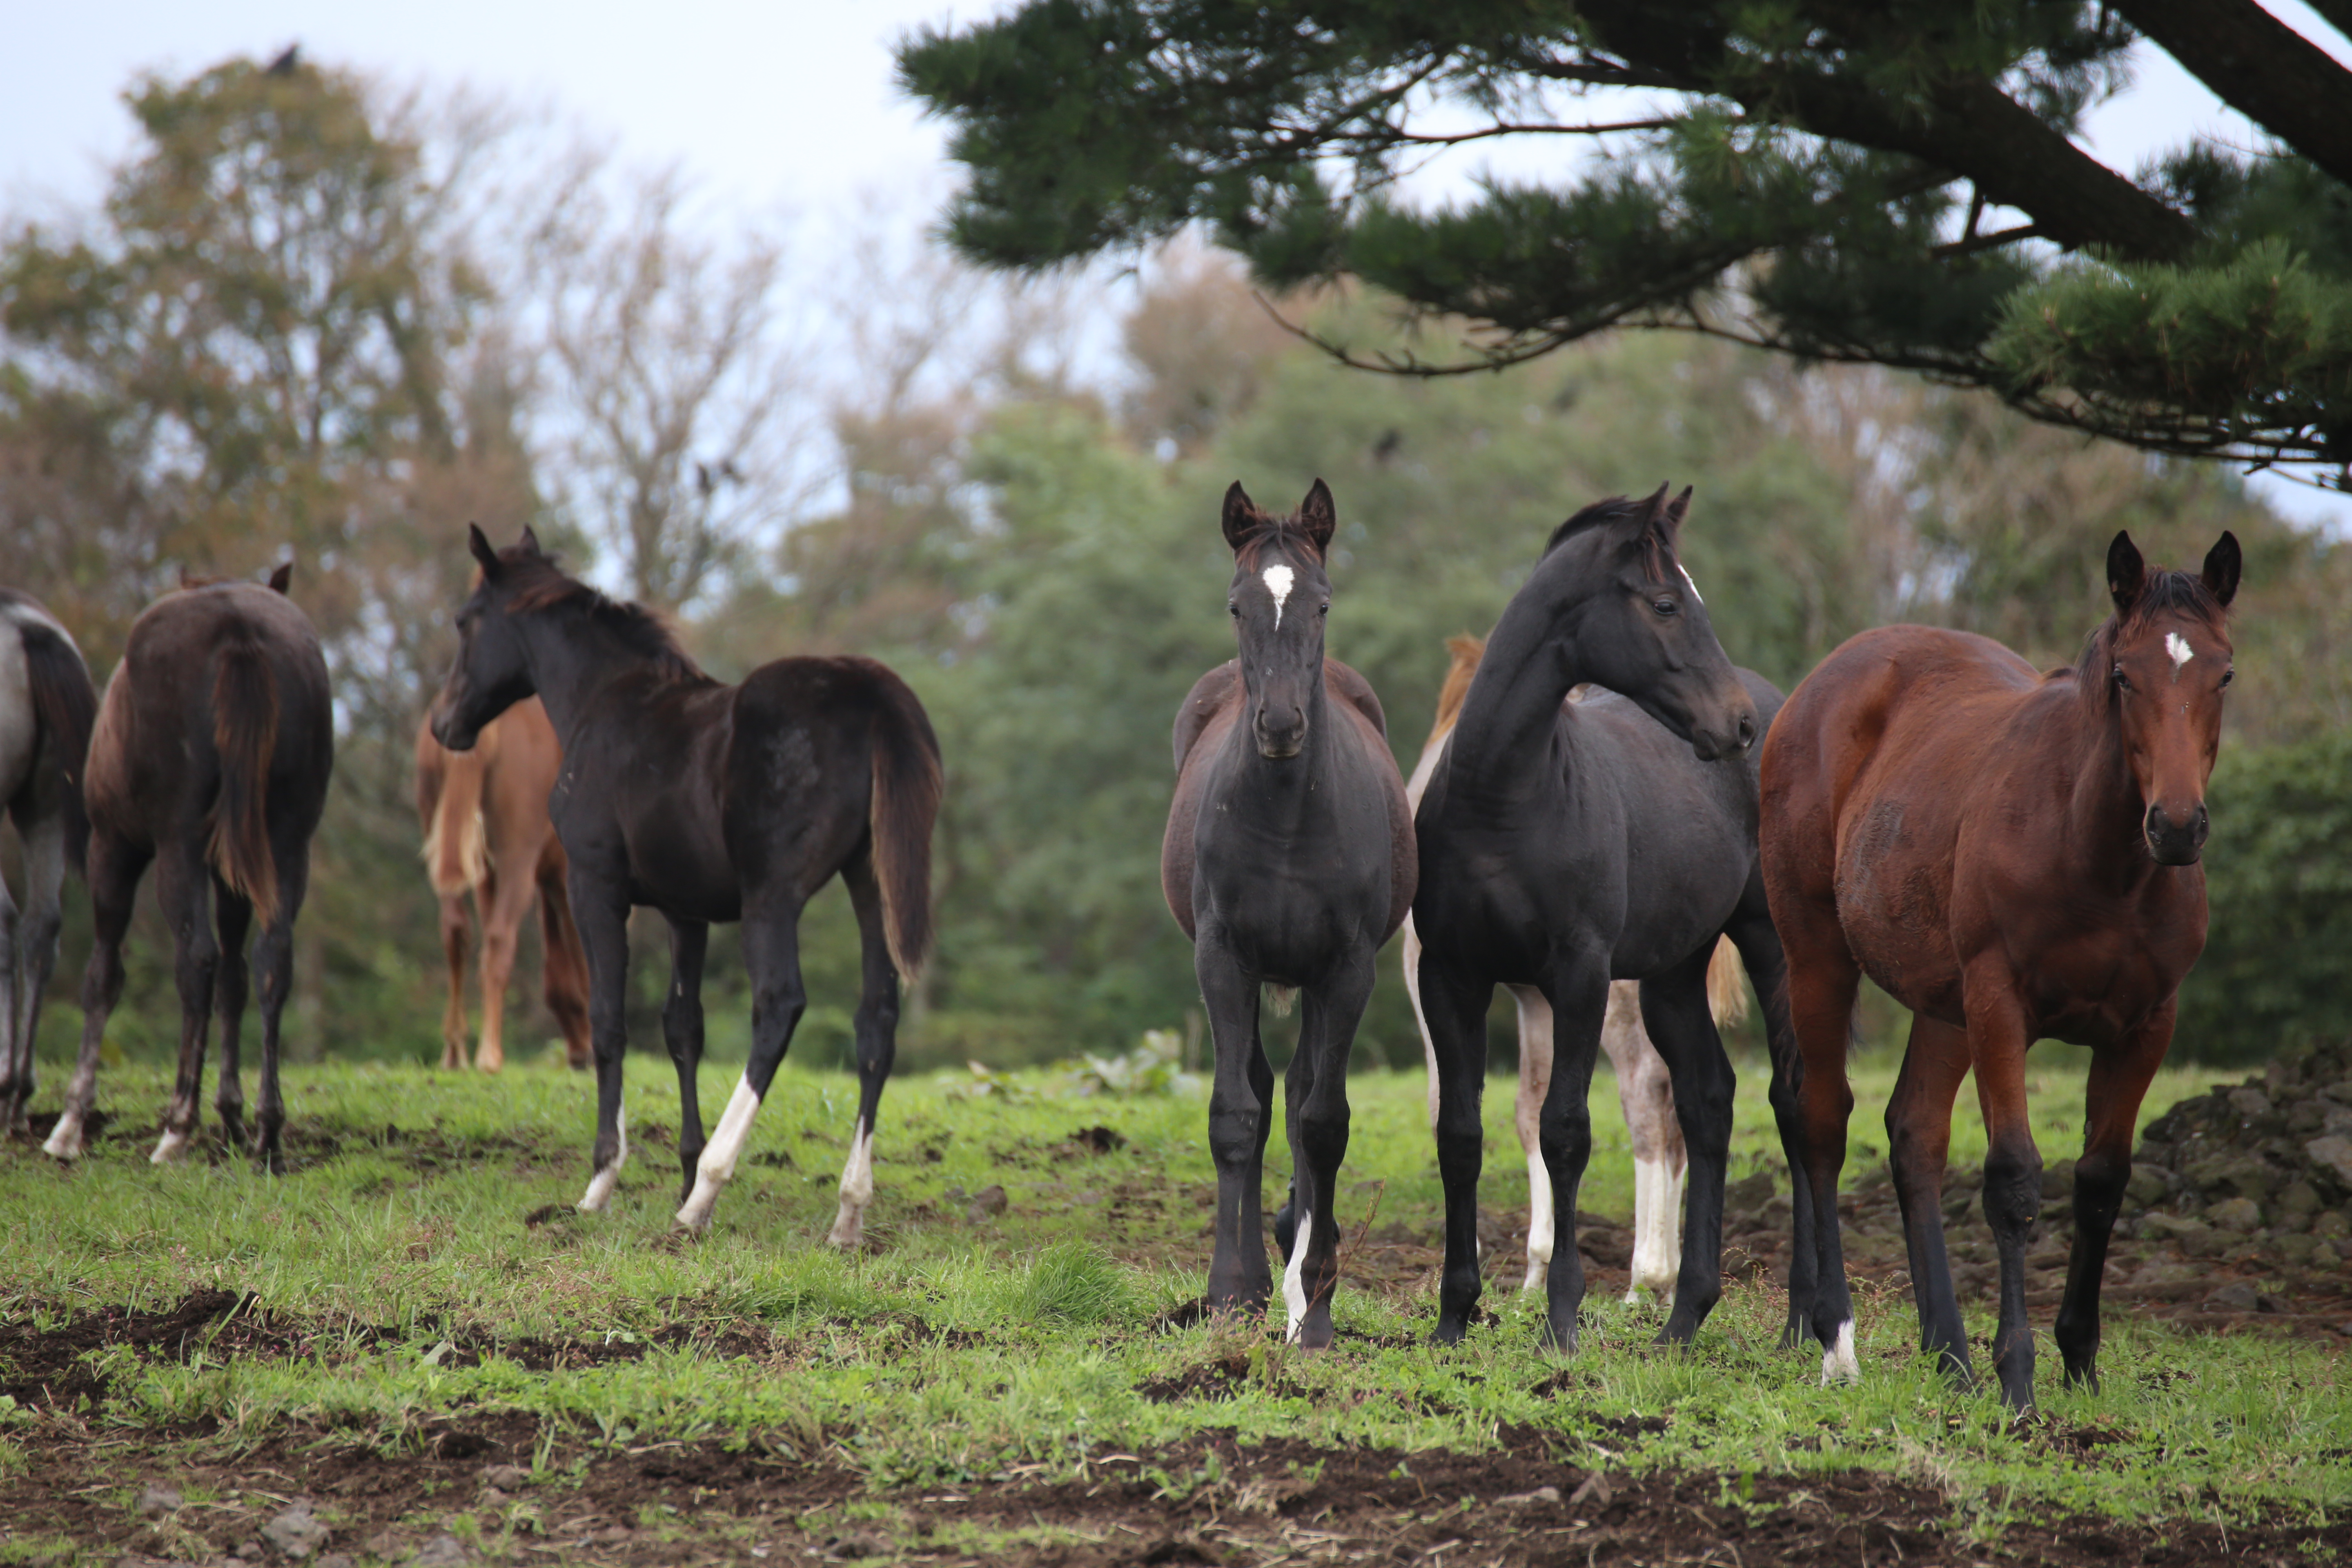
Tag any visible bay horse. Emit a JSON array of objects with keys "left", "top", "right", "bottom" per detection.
[
  {"left": 1759, "top": 530, "right": 2241, "bottom": 1410},
  {"left": 1400, "top": 633, "right": 1750, "bottom": 1302},
  {"left": 431, "top": 526, "right": 941, "bottom": 1242},
  {"left": 1162, "top": 480, "right": 1415, "bottom": 1348},
  {"left": 414, "top": 698, "right": 591, "bottom": 1072},
  {"left": 44, "top": 562, "right": 334, "bottom": 1172},
  {"left": 0, "top": 590, "right": 98, "bottom": 1134},
  {"left": 1412, "top": 486, "right": 1811, "bottom": 1354}
]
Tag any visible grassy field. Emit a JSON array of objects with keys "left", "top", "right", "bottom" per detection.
[{"left": 2, "top": 1042, "right": 2344, "bottom": 1566}]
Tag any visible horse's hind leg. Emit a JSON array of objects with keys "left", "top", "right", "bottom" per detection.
[
  {"left": 247, "top": 839, "right": 308, "bottom": 1175},
  {"left": 829, "top": 854, "right": 900, "bottom": 1249},
  {"left": 1421, "top": 955, "right": 1495, "bottom": 1344},
  {"left": 1601, "top": 982, "right": 1684, "bottom": 1305},
  {"left": 4, "top": 808, "right": 69, "bottom": 1134},
  {"left": 659, "top": 916, "right": 710, "bottom": 1206},
  {"left": 209, "top": 876, "right": 254, "bottom": 1155},
  {"left": 676, "top": 902, "right": 801, "bottom": 1237},
  {"left": 437, "top": 891, "right": 474, "bottom": 1071},
  {"left": 45, "top": 834, "right": 146, "bottom": 1160},
  {"left": 477, "top": 858, "right": 537, "bottom": 1074},
  {"left": 1776, "top": 905, "right": 1863, "bottom": 1382},
  {"left": 1724, "top": 889, "right": 1822, "bottom": 1354},
  {"left": 1507, "top": 983, "right": 1555, "bottom": 1294},
  {"left": 1965, "top": 976, "right": 2042, "bottom": 1411},
  {"left": 1886, "top": 1015, "right": 1974, "bottom": 1383},
  {"left": 536, "top": 852, "right": 592, "bottom": 1071},
  {"left": 1282, "top": 949, "right": 1374, "bottom": 1350},
  {"left": 1637, "top": 953, "right": 1734, "bottom": 1347},
  {"left": 2058, "top": 1015, "right": 2172, "bottom": 1394},
  {"left": 1532, "top": 958, "right": 1609, "bottom": 1352},
  {"left": 0, "top": 843, "right": 22, "bottom": 1131},
  {"left": 152, "top": 842, "right": 221, "bottom": 1164},
  {"left": 571, "top": 872, "right": 635, "bottom": 1213}
]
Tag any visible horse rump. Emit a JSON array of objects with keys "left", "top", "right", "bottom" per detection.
[
  {"left": 864, "top": 668, "right": 943, "bottom": 981},
  {"left": 206, "top": 636, "right": 281, "bottom": 926},
  {"left": 12, "top": 617, "right": 99, "bottom": 871}
]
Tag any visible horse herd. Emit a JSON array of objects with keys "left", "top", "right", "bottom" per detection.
[{"left": 0, "top": 480, "right": 2241, "bottom": 1412}]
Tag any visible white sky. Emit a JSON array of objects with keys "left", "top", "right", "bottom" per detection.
[{"left": 3, "top": 0, "right": 2346, "bottom": 528}]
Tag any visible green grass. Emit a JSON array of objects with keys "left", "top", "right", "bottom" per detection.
[{"left": 3, "top": 1042, "right": 2342, "bottom": 1538}]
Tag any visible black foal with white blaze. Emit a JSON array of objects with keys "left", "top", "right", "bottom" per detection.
[
  {"left": 1412, "top": 487, "right": 1811, "bottom": 1353},
  {"left": 431, "top": 527, "right": 941, "bottom": 1240},
  {"left": 1160, "top": 481, "right": 1415, "bottom": 1348}
]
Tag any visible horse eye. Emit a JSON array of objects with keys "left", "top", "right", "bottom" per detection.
[
  {"left": 2111, "top": 664, "right": 2130, "bottom": 690},
  {"left": 1652, "top": 597, "right": 1678, "bottom": 617},
  {"left": 1227, "top": 603, "right": 1239, "bottom": 618},
  {"left": 2220, "top": 667, "right": 2234, "bottom": 688},
  {"left": 1319, "top": 602, "right": 1330, "bottom": 617}
]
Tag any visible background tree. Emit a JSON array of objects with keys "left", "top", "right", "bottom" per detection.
[{"left": 899, "top": 0, "right": 2352, "bottom": 485}]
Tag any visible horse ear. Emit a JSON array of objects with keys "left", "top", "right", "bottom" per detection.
[
  {"left": 518, "top": 523, "right": 545, "bottom": 558},
  {"left": 2201, "top": 530, "right": 2242, "bottom": 607},
  {"left": 2106, "top": 530, "right": 2147, "bottom": 615},
  {"left": 1664, "top": 486, "right": 1693, "bottom": 533},
  {"left": 1221, "top": 481, "right": 1258, "bottom": 552},
  {"left": 1297, "top": 478, "right": 1336, "bottom": 555},
  {"left": 267, "top": 560, "right": 293, "bottom": 595},
  {"left": 468, "top": 523, "right": 501, "bottom": 577}
]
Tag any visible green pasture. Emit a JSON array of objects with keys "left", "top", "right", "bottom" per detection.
[{"left": 6, "top": 1038, "right": 2342, "bottom": 1549}]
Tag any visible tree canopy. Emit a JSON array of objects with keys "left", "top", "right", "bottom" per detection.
[{"left": 899, "top": 0, "right": 2352, "bottom": 486}]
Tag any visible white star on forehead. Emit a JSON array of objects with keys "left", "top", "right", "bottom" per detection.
[
  {"left": 1678, "top": 564, "right": 1704, "bottom": 605},
  {"left": 1263, "top": 564, "right": 1295, "bottom": 628},
  {"left": 2165, "top": 631, "right": 2194, "bottom": 679}
]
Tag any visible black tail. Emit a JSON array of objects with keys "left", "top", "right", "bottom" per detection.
[
  {"left": 15, "top": 619, "right": 98, "bottom": 873},
  {"left": 866, "top": 670, "right": 943, "bottom": 981},
  {"left": 207, "top": 636, "right": 282, "bottom": 926}
]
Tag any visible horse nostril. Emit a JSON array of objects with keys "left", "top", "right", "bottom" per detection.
[
  {"left": 1737, "top": 714, "right": 1757, "bottom": 750},
  {"left": 2144, "top": 804, "right": 2167, "bottom": 838}
]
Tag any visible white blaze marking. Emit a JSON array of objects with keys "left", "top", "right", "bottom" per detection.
[
  {"left": 42, "top": 1113, "right": 84, "bottom": 1161},
  {"left": 1262, "top": 564, "right": 1295, "bottom": 629},
  {"left": 1821, "top": 1319, "right": 1861, "bottom": 1385},
  {"left": 1283, "top": 1203, "right": 1315, "bottom": 1340},
  {"left": 151, "top": 1127, "right": 190, "bottom": 1165},
  {"left": 578, "top": 1096, "right": 627, "bottom": 1212},
  {"left": 1678, "top": 564, "right": 1705, "bottom": 605},
  {"left": 676, "top": 1076, "right": 762, "bottom": 1233},
  {"left": 828, "top": 1119, "right": 876, "bottom": 1247},
  {"left": 2165, "top": 631, "right": 2194, "bottom": 679}
]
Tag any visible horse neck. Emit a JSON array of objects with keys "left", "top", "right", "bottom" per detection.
[
  {"left": 513, "top": 608, "right": 652, "bottom": 742},
  {"left": 1441, "top": 561, "right": 1585, "bottom": 802},
  {"left": 2062, "top": 678, "right": 2161, "bottom": 887}
]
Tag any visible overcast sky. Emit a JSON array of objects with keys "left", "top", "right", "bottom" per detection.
[{"left": 4, "top": 0, "right": 2346, "bottom": 528}]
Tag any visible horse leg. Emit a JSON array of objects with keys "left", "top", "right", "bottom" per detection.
[
  {"left": 2057, "top": 1009, "right": 2172, "bottom": 1393},
  {"left": 475, "top": 860, "right": 528, "bottom": 1074},
  {"left": 151, "top": 843, "right": 220, "bottom": 1164},
  {"left": 44, "top": 834, "right": 145, "bottom": 1160},
  {"left": 1964, "top": 972, "right": 2041, "bottom": 1411},
  {"left": 1639, "top": 951, "right": 1735, "bottom": 1347},
  {"left": 1507, "top": 983, "right": 1555, "bottom": 1295},
  {"left": 1724, "top": 889, "right": 1820, "bottom": 1353},
  {"left": 1602, "top": 981, "right": 1684, "bottom": 1305},
  {"left": 571, "top": 872, "right": 634, "bottom": 1213},
  {"left": 660, "top": 917, "right": 710, "bottom": 1207},
  {"left": 828, "top": 853, "right": 900, "bottom": 1249},
  {"left": 438, "top": 891, "right": 474, "bottom": 1071},
  {"left": 210, "top": 877, "right": 254, "bottom": 1156},
  {"left": 1421, "top": 955, "right": 1494, "bottom": 1344},
  {"left": 1198, "top": 931, "right": 1272, "bottom": 1317},
  {"left": 1886, "top": 1015, "right": 1975, "bottom": 1383},
  {"left": 248, "top": 838, "right": 308, "bottom": 1175},
  {"left": 1535, "top": 958, "right": 1609, "bottom": 1353},
  {"left": 536, "top": 853, "right": 593, "bottom": 1071},
  {"left": 1783, "top": 931, "right": 1862, "bottom": 1380},
  {"left": 3, "top": 808, "right": 67, "bottom": 1134},
  {"left": 1283, "top": 949, "right": 1374, "bottom": 1350},
  {"left": 676, "top": 901, "right": 802, "bottom": 1236},
  {"left": 0, "top": 834, "right": 23, "bottom": 1132}
]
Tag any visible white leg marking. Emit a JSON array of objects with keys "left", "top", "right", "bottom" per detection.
[
  {"left": 676, "top": 1076, "right": 761, "bottom": 1233},
  {"left": 1821, "top": 1319, "right": 1861, "bottom": 1385},
  {"left": 577, "top": 1096, "right": 627, "bottom": 1212},
  {"left": 1262, "top": 564, "right": 1294, "bottom": 629},
  {"left": 151, "top": 1127, "right": 191, "bottom": 1165},
  {"left": 1523, "top": 1138, "right": 1553, "bottom": 1294},
  {"left": 827, "top": 1118, "right": 875, "bottom": 1247},
  {"left": 42, "top": 1113, "right": 84, "bottom": 1161},
  {"left": 1508, "top": 983, "right": 1552, "bottom": 1293},
  {"left": 1283, "top": 1203, "right": 1314, "bottom": 1341}
]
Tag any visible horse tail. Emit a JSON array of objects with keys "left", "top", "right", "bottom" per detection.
[
  {"left": 15, "top": 617, "right": 98, "bottom": 873},
  {"left": 866, "top": 669, "right": 943, "bottom": 982},
  {"left": 1705, "top": 935, "right": 1750, "bottom": 1031},
  {"left": 417, "top": 733, "right": 488, "bottom": 898},
  {"left": 206, "top": 634, "right": 281, "bottom": 927},
  {"left": 1424, "top": 634, "right": 1486, "bottom": 750}
]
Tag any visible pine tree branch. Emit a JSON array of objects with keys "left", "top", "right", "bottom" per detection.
[{"left": 2111, "top": 0, "right": 2352, "bottom": 194}]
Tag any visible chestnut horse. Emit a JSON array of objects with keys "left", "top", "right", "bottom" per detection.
[
  {"left": 415, "top": 699, "right": 591, "bottom": 1072},
  {"left": 432, "top": 527, "right": 940, "bottom": 1242},
  {"left": 0, "top": 590, "right": 98, "bottom": 1134},
  {"left": 1759, "top": 530, "right": 2241, "bottom": 1410},
  {"left": 1163, "top": 480, "right": 1415, "bottom": 1348},
  {"left": 1401, "top": 634, "right": 1749, "bottom": 1302},
  {"left": 45, "top": 563, "right": 334, "bottom": 1171},
  {"left": 1412, "top": 487, "right": 1810, "bottom": 1354}
]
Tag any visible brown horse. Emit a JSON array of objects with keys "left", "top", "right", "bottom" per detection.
[
  {"left": 1759, "top": 530, "right": 2241, "bottom": 1410},
  {"left": 415, "top": 698, "right": 591, "bottom": 1072},
  {"left": 44, "top": 562, "right": 334, "bottom": 1172}
]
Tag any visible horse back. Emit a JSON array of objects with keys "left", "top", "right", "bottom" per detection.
[{"left": 0, "top": 590, "right": 98, "bottom": 866}]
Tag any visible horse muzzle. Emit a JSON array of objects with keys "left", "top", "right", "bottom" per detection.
[
  {"left": 2144, "top": 800, "right": 2208, "bottom": 865},
  {"left": 1688, "top": 702, "right": 1760, "bottom": 764}
]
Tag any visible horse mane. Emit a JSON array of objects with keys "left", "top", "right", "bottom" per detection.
[
  {"left": 1541, "top": 494, "right": 1671, "bottom": 583},
  {"left": 1227, "top": 502, "right": 1328, "bottom": 572},
  {"left": 497, "top": 549, "right": 707, "bottom": 684},
  {"left": 2074, "top": 567, "right": 2229, "bottom": 718}
]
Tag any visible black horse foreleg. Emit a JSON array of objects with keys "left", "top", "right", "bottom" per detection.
[
  {"left": 210, "top": 878, "right": 254, "bottom": 1158},
  {"left": 1421, "top": 956, "right": 1494, "bottom": 1345},
  {"left": 1639, "top": 952, "right": 1735, "bottom": 1346},
  {"left": 659, "top": 918, "right": 710, "bottom": 1206},
  {"left": 677, "top": 903, "right": 804, "bottom": 1236},
  {"left": 1283, "top": 950, "right": 1373, "bottom": 1350},
  {"left": 151, "top": 844, "right": 220, "bottom": 1164},
  {"left": 829, "top": 857, "right": 900, "bottom": 1249},
  {"left": 2056, "top": 1013, "right": 2171, "bottom": 1394},
  {"left": 44, "top": 835, "right": 145, "bottom": 1160},
  {"left": 1535, "top": 962, "right": 1608, "bottom": 1353},
  {"left": 247, "top": 841, "right": 307, "bottom": 1175},
  {"left": 1198, "top": 931, "right": 1272, "bottom": 1317},
  {"left": 571, "top": 875, "right": 635, "bottom": 1213}
]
